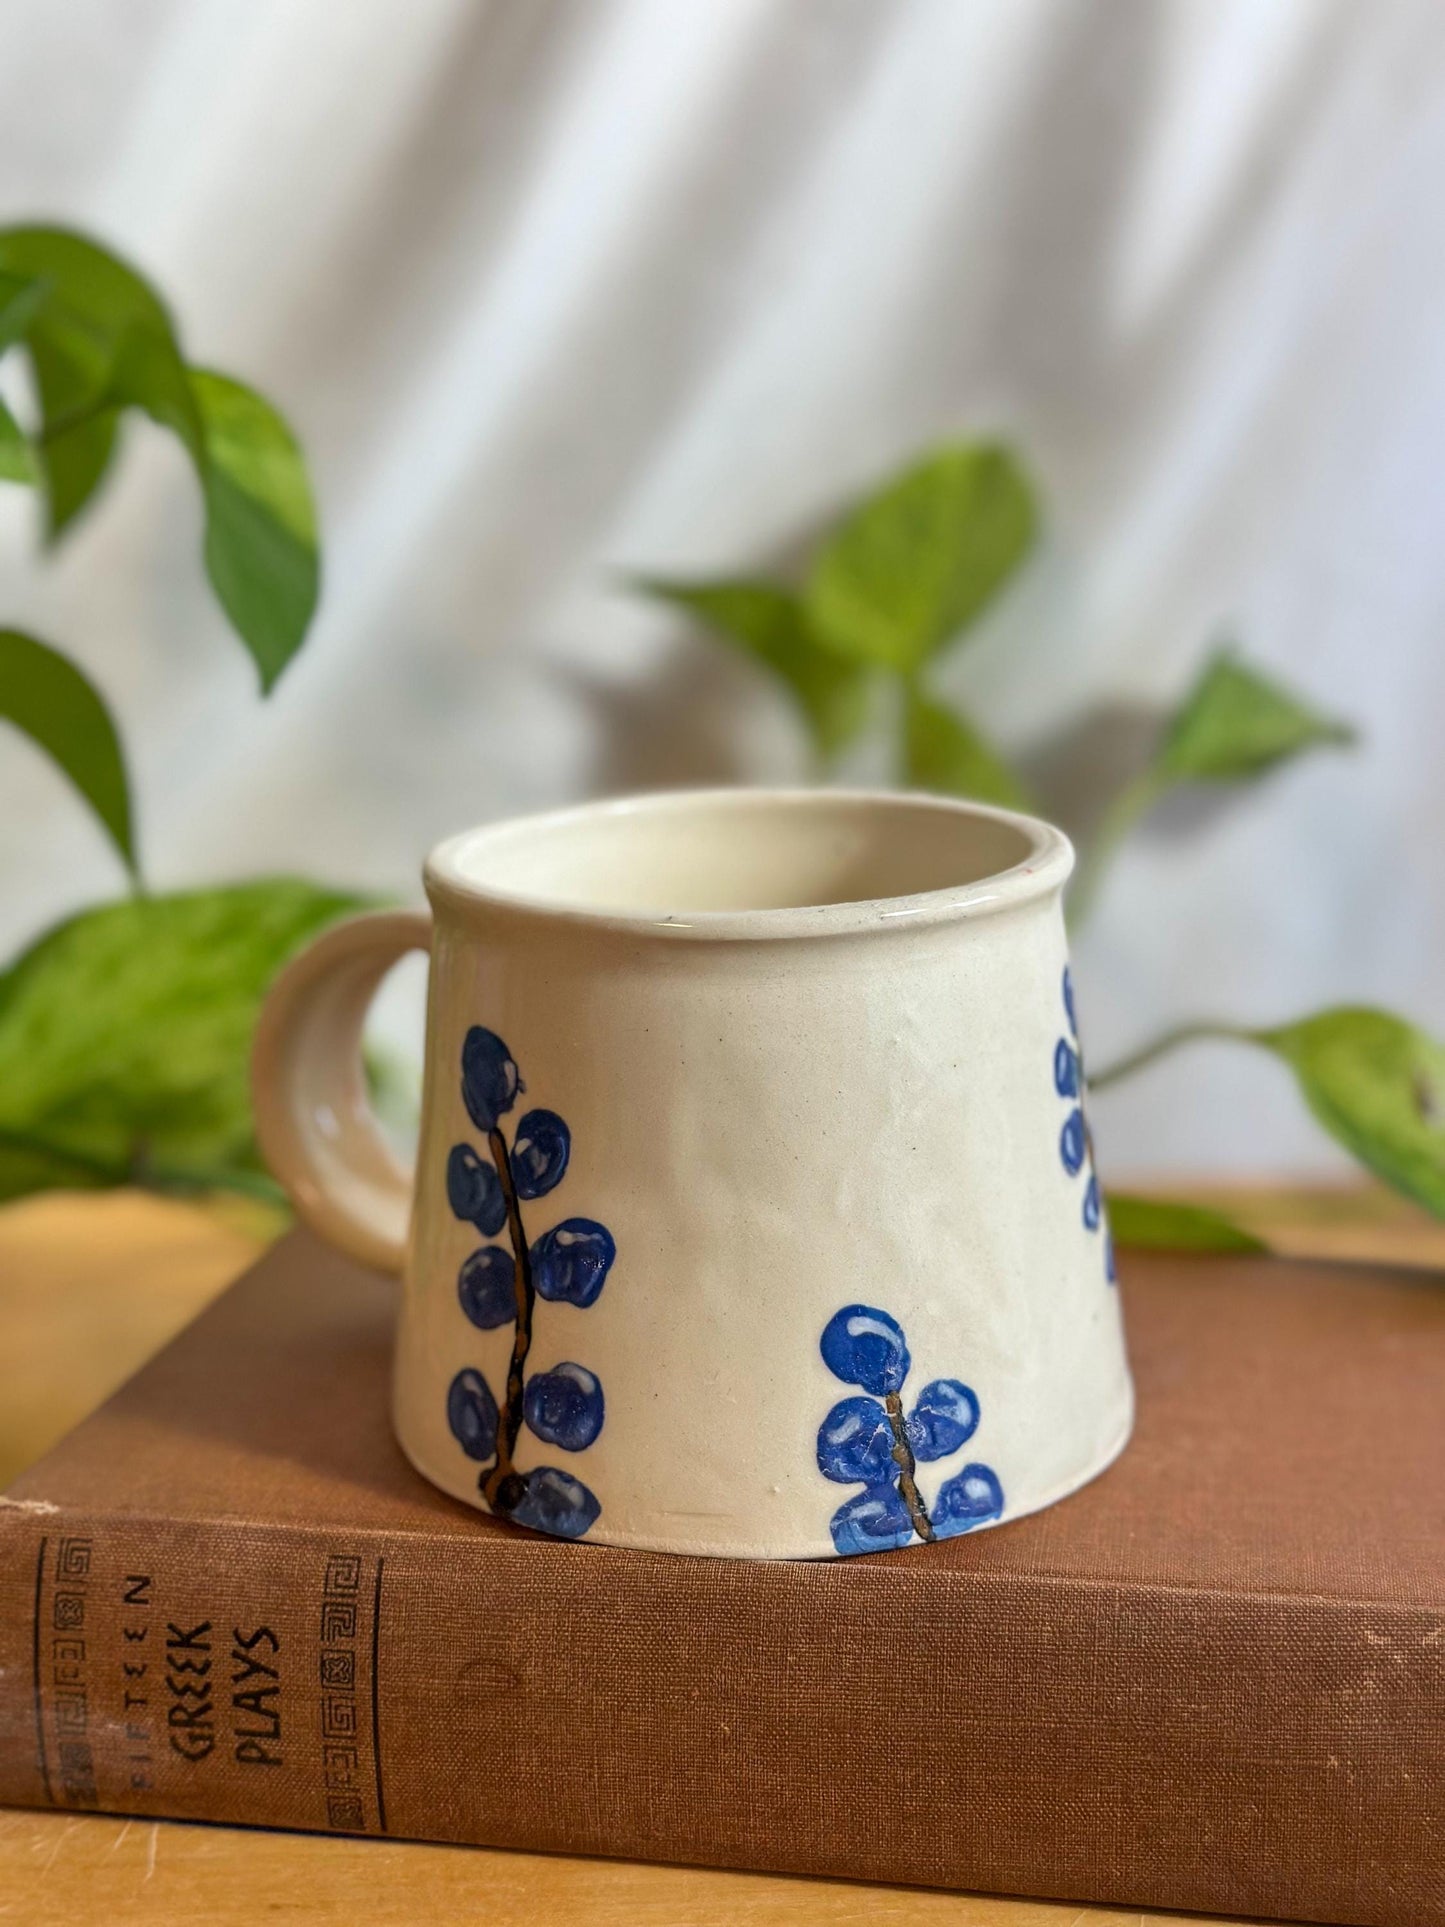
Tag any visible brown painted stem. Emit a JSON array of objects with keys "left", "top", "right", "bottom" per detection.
[
  {"left": 480, "top": 1124, "right": 535, "bottom": 1511},
  {"left": 885, "top": 1392, "right": 935, "bottom": 1543}
]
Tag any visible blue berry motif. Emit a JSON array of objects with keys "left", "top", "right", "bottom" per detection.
[
  {"left": 456, "top": 1245, "right": 515, "bottom": 1330},
  {"left": 445, "top": 1027, "right": 614, "bottom": 1539},
  {"left": 447, "top": 1367, "right": 499, "bottom": 1462},
  {"left": 523, "top": 1363, "right": 605, "bottom": 1452},
  {"left": 532, "top": 1220, "right": 616, "bottom": 1308},
  {"left": 817, "top": 1305, "right": 1004, "bottom": 1556},
  {"left": 446, "top": 1144, "right": 506, "bottom": 1237},
  {"left": 510, "top": 1109, "right": 571, "bottom": 1200},
  {"left": 1055, "top": 967, "right": 1115, "bottom": 1283}
]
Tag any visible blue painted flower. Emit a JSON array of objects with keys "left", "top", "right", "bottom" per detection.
[
  {"left": 934, "top": 1464, "right": 1006, "bottom": 1534},
  {"left": 829, "top": 1483, "right": 915, "bottom": 1556},
  {"left": 906, "top": 1379, "right": 981, "bottom": 1460},
  {"left": 1055, "top": 966, "right": 1115, "bottom": 1283},
  {"left": 447, "top": 1367, "right": 499, "bottom": 1462},
  {"left": 461, "top": 1026, "right": 523, "bottom": 1132},
  {"left": 447, "top": 1143, "right": 506, "bottom": 1237},
  {"left": 508, "top": 1465, "right": 602, "bottom": 1540},
  {"left": 511, "top": 1109, "right": 571, "bottom": 1200},
  {"left": 524, "top": 1362, "right": 604, "bottom": 1452},
  {"left": 457, "top": 1244, "right": 516, "bottom": 1329},
  {"left": 445, "top": 1029, "right": 612, "bottom": 1539},
  {"left": 819, "top": 1305, "right": 910, "bottom": 1396},
  {"left": 816, "top": 1395, "right": 899, "bottom": 1485},
  {"left": 817, "top": 1303, "right": 1003, "bottom": 1556},
  {"left": 532, "top": 1219, "right": 616, "bottom": 1308}
]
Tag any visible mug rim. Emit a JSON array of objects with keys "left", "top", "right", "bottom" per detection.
[{"left": 424, "top": 787, "right": 1073, "bottom": 941}]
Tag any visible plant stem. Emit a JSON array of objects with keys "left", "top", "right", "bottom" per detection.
[
  {"left": 1088, "top": 1020, "right": 1245, "bottom": 1092},
  {"left": 884, "top": 1392, "right": 935, "bottom": 1544},
  {"left": 1066, "top": 773, "right": 1162, "bottom": 929},
  {"left": 480, "top": 1124, "right": 536, "bottom": 1512}
]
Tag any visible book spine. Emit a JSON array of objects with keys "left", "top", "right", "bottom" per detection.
[
  {"left": 0, "top": 1502, "right": 1438, "bottom": 1927},
  {"left": 0, "top": 1506, "right": 394, "bottom": 1837}
]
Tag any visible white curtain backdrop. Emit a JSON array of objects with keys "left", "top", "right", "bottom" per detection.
[{"left": 3, "top": 0, "right": 1445, "bottom": 1177}]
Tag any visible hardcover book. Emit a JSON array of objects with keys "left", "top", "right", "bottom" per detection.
[{"left": 0, "top": 1232, "right": 1440, "bottom": 1925}]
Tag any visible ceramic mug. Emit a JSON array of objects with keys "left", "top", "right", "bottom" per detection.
[{"left": 252, "top": 788, "right": 1132, "bottom": 1559}]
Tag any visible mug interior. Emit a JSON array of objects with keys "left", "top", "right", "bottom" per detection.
[{"left": 430, "top": 789, "right": 1063, "bottom": 921}]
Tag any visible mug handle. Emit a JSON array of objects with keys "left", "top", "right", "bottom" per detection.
[{"left": 251, "top": 909, "right": 432, "bottom": 1273}]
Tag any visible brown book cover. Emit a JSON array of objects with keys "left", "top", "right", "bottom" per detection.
[{"left": 0, "top": 1232, "right": 1440, "bottom": 1925}]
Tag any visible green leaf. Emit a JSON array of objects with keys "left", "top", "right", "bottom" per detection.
[
  {"left": 0, "top": 269, "right": 46, "bottom": 353},
  {"left": 0, "top": 881, "right": 370, "bottom": 1203},
  {"left": 0, "top": 229, "right": 321, "bottom": 684},
  {"left": 27, "top": 331, "right": 121, "bottom": 539},
  {"left": 805, "top": 440, "right": 1038, "bottom": 673},
  {"left": 1257, "top": 1008, "right": 1445, "bottom": 1218},
  {"left": 0, "top": 630, "right": 135, "bottom": 875},
  {"left": 1093, "top": 1005, "right": 1445, "bottom": 1222},
  {"left": 0, "top": 227, "right": 177, "bottom": 351},
  {"left": 190, "top": 369, "right": 320, "bottom": 692},
  {"left": 0, "top": 395, "right": 36, "bottom": 484},
  {"left": 110, "top": 318, "right": 203, "bottom": 453},
  {"left": 1070, "top": 649, "right": 1355, "bottom": 923},
  {"left": 902, "top": 686, "right": 1031, "bottom": 809},
  {"left": 1107, "top": 1193, "right": 1268, "bottom": 1254},
  {"left": 638, "top": 577, "right": 869, "bottom": 759},
  {"left": 1154, "top": 650, "right": 1355, "bottom": 784},
  {"left": 0, "top": 225, "right": 193, "bottom": 537}
]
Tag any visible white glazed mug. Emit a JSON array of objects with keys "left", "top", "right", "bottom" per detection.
[{"left": 252, "top": 788, "right": 1132, "bottom": 1559}]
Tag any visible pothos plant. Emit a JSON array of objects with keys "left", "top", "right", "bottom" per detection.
[
  {"left": 633, "top": 440, "right": 1445, "bottom": 1251},
  {"left": 0, "top": 226, "right": 364, "bottom": 1206}
]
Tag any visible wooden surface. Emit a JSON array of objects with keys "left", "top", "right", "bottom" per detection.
[
  {"left": 0, "top": 1808, "right": 1250, "bottom": 1927},
  {"left": 2, "top": 1183, "right": 1438, "bottom": 1926}
]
